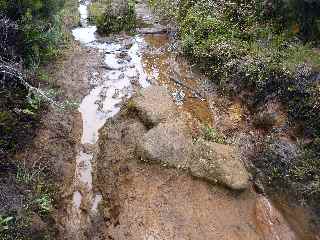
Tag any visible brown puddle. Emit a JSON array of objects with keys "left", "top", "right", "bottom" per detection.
[{"left": 142, "top": 34, "right": 213, "bottom": 125}]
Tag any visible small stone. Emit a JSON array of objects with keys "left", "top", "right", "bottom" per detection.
[
  {"left": 137, "top": 120, "right": 191, "bottom": 169},
  {"left": 131, "top": 86, "right": 176, "bottom": 126},
  {"left": 190, "top": 139, "right": 249, "bottom": 191}
]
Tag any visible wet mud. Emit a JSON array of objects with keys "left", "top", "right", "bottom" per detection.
[{"left": 51, "top": 0, "right": 319, "bottom": 239}]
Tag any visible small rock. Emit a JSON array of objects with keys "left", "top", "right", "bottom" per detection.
[
  {"left": 117, "top": 59, "right": 126, "bottom": 65},
  {"left": 112, "top": 89, "right": 120, "bottom": 99},
  {"left": 118, "top": 73, "right": 125, "bottom": 79},
  {"left": 137, "top": 120, "right": 191, "bottom": 169},
  {"left": 190, "top": 139, "right": 249, "bottom": 191},
  {"left": 116, "top": 51, "right": 132, "bottom": 62},
  {"left": 130, "top": 78, "right": 139, "bottom": 86},
  {"left": 132, "top": 86, "right": 176, "bottom": 126},
  {"left": 172, "top": 89, "right": 185, "bottom": 106},
  {"left": 101, "top": 64, "right": 122, "bottom": 71}
]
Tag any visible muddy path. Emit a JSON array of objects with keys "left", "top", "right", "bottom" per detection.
[{"left": 30, "top": 0, "right": 317, "bottom": 239}]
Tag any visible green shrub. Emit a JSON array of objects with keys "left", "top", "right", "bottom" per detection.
[
  {"left": 90, "top": 0, "right": 136, "bottom": 34},
  {"left": 0, "top": 0, "right": 64, "bottom": 21},
  {"left": 148, "top": 0, "right": 178, "bottom": 22},
  {"left": 20, "top": 13, "right": 65, "bottom": 68},
  {"left": 258, "top": 0, "right": 320, "bottom": 41},
  {"left": 202, "top": 125, "right": 226, "bottom": 144},
  {"left": 177, "top": 0, "right": 320, "bottom": 136},
  {"left": 0, "top": 0, "right": 66, "bottom": 67},
  {"left": 0, "top": 0, "right": 69, "bottom": 172},
  {"left": 0, "top": 215, "right": 13, "bottom": 232}
]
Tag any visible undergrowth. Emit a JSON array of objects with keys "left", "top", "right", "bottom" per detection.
[
  {"left": 0, "top": 0, "right": 79, "bottom": 238},
  {"left": 0, "top": 163, "right": 57, "bottom": 239},
  {"left": 149, "top": 0, "right": 320, "bottom": 215},
  {"left": 202, "top": 125, "right": 227, "bottom": 144},
  {"left": 90, "top": 0, "right": 136, "bottom": 34}
]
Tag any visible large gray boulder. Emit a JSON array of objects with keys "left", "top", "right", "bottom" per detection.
[
  {"left": 132, "top": 86, "right": 176, "bottom": 126},
  {"left": 190, "top": 139, "right": 249, "bottom": 191},
  {"left": 137, "top": 120, "right": 192, "bottom": 169}
]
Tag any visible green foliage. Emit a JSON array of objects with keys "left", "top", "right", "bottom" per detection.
[
  {"left": 16, "top": 165, "right": 40, "bottom": 184},
  {"left": 0, "top": 0, "right": 66, "bottom": 68},
  {"left": 3, "top": 165, "right": 56, "bottom": 238},
  {"left": 258, "top": 0, "right": 320, "bottom": 41},
  {"left": 176, "top": 0, "right": 320, "bottom": 139},
  {"left": 60, "top": 0, "right": 80, "bottom": 28},
  {"left": 34, "top": 193, "right": 53, "bottom": 215},
  {"left": 202, "top": 125, "right": 226, "bottom": 144},
  {"left": 0, "top": 85, "right": 39, "bottom": 158},
  {"left": 0, "top": 1, "right": 71, "bottom": 239},
  {"left": 20, "top": 14, "right": 65, "bottom": 68},
  {"left": 0, "top": 215, "right": 13, "bottom": 232},
  {"left": 0, "top": 0, "right": 64, "bottom": 21},
  {"left": 255, "top": 138, "right": 320, "bottom": 207},
  {"left": 148, "top": 0, "right": 178, "bottom": 22},
  {"left": 90, "top": 0, "right": 136, "bottom": 34}
]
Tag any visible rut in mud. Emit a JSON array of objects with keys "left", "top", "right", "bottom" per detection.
[{"left": 54, "top": 0, "right": 317, "bottom": 239}]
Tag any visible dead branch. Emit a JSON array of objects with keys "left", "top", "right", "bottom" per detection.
[{"left": 0, "top": 59, "right": 63, "bottom": 109}]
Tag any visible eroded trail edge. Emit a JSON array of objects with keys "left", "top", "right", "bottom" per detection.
[{"left": 58, "top": 0, "right": 307, "bottom": 239}]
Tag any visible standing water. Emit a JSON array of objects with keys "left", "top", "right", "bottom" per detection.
[{"left": 65, "top": 0, "right": 150, "bottom": 237}]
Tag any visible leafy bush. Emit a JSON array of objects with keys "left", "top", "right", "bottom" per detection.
[
  {"left": 258, "top": 0, "right": 320, "bottom": 41},
  {"left": 255, "top": 137, "right": 320, "bottom": 209},
  {"left": 202, "top": 125, "right": 226, "bottom": 144},
  {"left": 176, "top": 0, "right": 320, "bottom": 134},
  {"left": 148, "top": 0, "right": 179, "bottom": 22},
  {"left": 0, "top": 0, "right": 65, "bottom": 67},
  {"left": 90, "top": 0, "right": 136, "bottom": 34},
  {"left": 0, "top": 215, "right": 13, "bottom": 232}
]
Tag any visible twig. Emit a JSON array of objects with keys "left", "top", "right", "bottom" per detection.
[
  {"left": 168, "top": 76, "right": 206, "bottom": 101},
  {"left": 0, "top": 60, "right": 63, "bottom": 109}
]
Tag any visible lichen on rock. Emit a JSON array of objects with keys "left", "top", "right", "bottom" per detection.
[
  {"left": 190, "top": 139, "right": 250, "bottom": 191},
  {"left": 131, "top": 85, "right": 177, "bottom": 127},
  {"left": 137, "top": 120, "right": 192, "bottom": 169}
]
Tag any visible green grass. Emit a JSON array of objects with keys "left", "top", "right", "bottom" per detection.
[
  {"left": 202, "top": 125, "right": 226, "bottom": 144},
  {"left": 0, "top": 216, "right": 13, "bottom": 232},
  {"left": 0, "top": 164, "right": 57, "bottom": 239}
]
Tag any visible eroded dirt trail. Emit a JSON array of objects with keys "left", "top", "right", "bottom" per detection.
[
  {"left": 58, "top": 0, "right": 151, "bottom": 238},
  {"left": 56, "top": 1, "right": 307, "bottom": 239}
]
